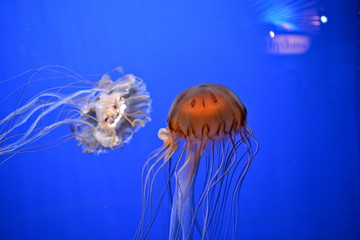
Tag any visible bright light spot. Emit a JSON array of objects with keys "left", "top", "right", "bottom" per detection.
[
  {"left": 320, "top": 15, "right": 328, "bottom": 23},
  {"left": 269, "top": 31, "right": 275, "bottom": 38}
]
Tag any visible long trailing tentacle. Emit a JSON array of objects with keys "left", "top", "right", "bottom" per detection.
[
  {"left": 189, "top": 127, "right": 258, "bottom": 240},
  {"left": 136, "top": 145, "right": 169, "bottom": 239},
  {"left": 0, "top": 89, "right": 98, "bottom": 155},
  {"left": 135, "top": 140, "right": 184, "bottom": 240},
  {"left": 230, "top": 127, "right": 259, "bottom": 239},
  {"left": 201, "top": 137, "right": 240, "bottom": 239},
  {"left": 0, "top": 116, "right": 97, "bottom": 157},
  {"left": 0, "top": 65, "right": 103, "bottom": 147}
]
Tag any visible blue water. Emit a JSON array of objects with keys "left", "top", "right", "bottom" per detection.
[{"left": 0, "top": 0, "right": 359, "bottom": 239}]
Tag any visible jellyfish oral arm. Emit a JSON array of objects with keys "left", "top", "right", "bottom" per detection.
[{"left": 169, "top": 144, "right": 202, "bottom": 240}]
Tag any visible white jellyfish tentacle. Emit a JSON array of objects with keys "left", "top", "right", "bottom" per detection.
[
  {"left": 0, "top": 117, "right": 96, "bottom": 156},
  {"left": 0, "top": 93, "right": 62, "bottom": 126},
  {"left": 0, "top": 94, "right": 69, "bottom": 142},
  {"left": 98, "top": 73, "right": 112, "bottom": 86},
  {"left": 0, "top": 89, "right": 98, "bottom": 154}
]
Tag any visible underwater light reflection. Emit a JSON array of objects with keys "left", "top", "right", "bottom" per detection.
[{"left": 258, "top": 0, "right": 321, "bottom": 33}]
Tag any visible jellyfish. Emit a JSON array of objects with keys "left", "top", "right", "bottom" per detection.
[
  {"left": 136, "top": 84, "right": 258, "bottom": 240},
  {"left": 0, "top": 66, "right": 151, "bottom": 163}
]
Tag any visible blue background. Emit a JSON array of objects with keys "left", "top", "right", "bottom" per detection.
[{"left": 0, "top": 0, "right": 359, "bottom": 239}]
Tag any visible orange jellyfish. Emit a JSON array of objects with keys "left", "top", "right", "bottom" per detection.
[
  {"left": 137, "top": 84, "right": 258, "bottom": 239},
  {"left": 0, "top": 66, "right": 151, "bottom": 163}
]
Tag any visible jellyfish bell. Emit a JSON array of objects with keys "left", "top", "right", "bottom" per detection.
[
  {"left": 167, "top": 84, "right": 247, "bottom": 140},
  {"left": 0, "top": 66, "right": 151, "bottom": 163},
  {"left": 71, "top": 72, "right": 151, "bottom": 153},
  {"left": 137, "top": 83, "right": 258, "bottom": 240}
]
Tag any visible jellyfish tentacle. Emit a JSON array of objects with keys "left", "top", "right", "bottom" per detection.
[
  {"left": 136, "top": 129, "right": 181, "bottom": 240},
  {"left": 137, "top": 144, "right": 181, "bottom": 240},
  {"left": 0, "top": 117, "right": 96, "bottom": 156},
  {"left": 98, "top": 74, "right": 112, "bottom": 86},
  {"left": 120, "top": 113, "right": 146, "bottom": 128},
  {"left": 189, "top": 141, "right": 224, "bottom": 238},
  {"left": 0, "top": 93, "right": 62, "bottom": 126},
  {"left": 0, "top": 97, "right": 69, "bottom": 141},
  {"left": 169, "top": 141, "right": 204, "bottom": 240},
  {"left": 141, "top": 131, "right": 177, "bottom": 219},
  {"left": 229, "top": 131, "right": 258, "bottom": 238},
  {"left": 1, "top": 95, "right": 98, "bottom": 155},
  {"left": 201, "top": 139, "right": 236, "bottom": 239},
  {"left": 108, "top": 74, "right": 136, "bottom": 91},
  {"left": 124, "top": 111, "right": 151, "bottom": 122},
  {"left": 1, "top": 119, "right": 69, "bottom": 155},
  {"left": 0, "top": 89, "right": 97, "bottom": 155}
]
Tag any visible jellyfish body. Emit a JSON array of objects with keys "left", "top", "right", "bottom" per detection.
[
  {"left": 137, "top": 84, "right": 258, "bottom": 240},
  {"left": 71, "top": 72, "right": 151, "bottom": 152},
  {"left": 0, "top": 66, "right": 151, "bottom": 161}
]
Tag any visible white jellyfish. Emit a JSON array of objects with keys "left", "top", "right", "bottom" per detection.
[{"left": 0, "top": 66, "right": 151, "bottom": 163}]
